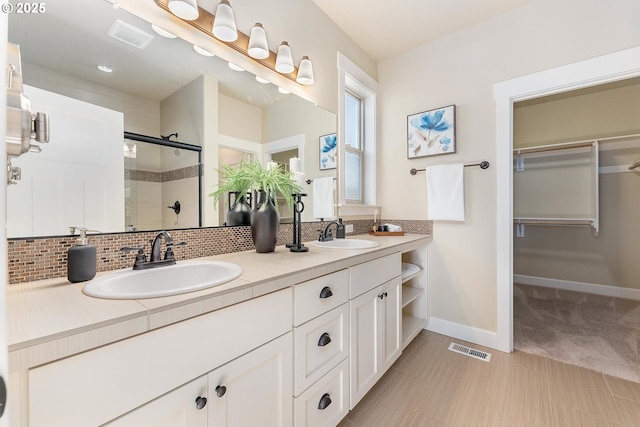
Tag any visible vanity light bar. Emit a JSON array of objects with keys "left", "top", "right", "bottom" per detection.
[{"left": 154, "top": 0, "right": 300, "bottom": 83}]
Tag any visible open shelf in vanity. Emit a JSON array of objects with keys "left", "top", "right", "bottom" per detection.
[{"left": 401, "top": 248, "right": 428, "bottom": 349}]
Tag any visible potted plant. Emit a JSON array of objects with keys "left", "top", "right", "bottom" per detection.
[
  {"left": 245, "top": 161, "right": 302, "bottom": 253},
  {"left": 209, "top": 160, "right": 254, "bottom": 226},
  {"left": 210, "top": 160, "right": 302, "bottom": 252}
]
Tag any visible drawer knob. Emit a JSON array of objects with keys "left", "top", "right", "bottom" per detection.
[
  {"left": 317, "top": 332, "right": 332, "bottom": 347},
  {"left": 195, "top": 396, "right": 207, "bottom": 410},
  {"left": 215, "top": 385, "right": 227, "bottom": 398},
  {"left": 319, "top": 286, "right": 333, "bottom": 299},
  {"left": 318, "top": 393, "right": 332, "bottom": 410}
]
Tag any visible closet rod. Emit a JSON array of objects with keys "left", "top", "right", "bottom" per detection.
[
  {"left": 629, "top": 160, "right": 640, "bottom": 171},
  {"left": 409, "top": 161, "right": 490, "bottom": 175},
  {"left": 514, "top": 141, "right": 595, "bottom": 155}
]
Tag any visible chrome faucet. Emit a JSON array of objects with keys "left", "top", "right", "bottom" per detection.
[
  {"left": 318, "top": 218, "right": 345, "bottom": 241},
  {"left": 120, "top": 230, "right": 186, "bottom": 270}
]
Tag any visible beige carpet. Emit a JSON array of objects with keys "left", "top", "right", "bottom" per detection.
[{"left": 514, "top": 283, "right": 640, "bottom": 383}]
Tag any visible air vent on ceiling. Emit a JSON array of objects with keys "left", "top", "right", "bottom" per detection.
[
  {"left": 448, "top": 342, "right": 491, "bottom": 362},
  {"left": 107, "top": 19, "right": 153, "bottom": 49}
]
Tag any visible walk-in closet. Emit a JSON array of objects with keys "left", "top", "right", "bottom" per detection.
[{"left": 512, "top": 77, "right": 640, "bottom": 383}]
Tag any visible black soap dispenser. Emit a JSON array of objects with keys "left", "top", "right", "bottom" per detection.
[{"left": 67, "top": 227, "right": 96, "bottom": 283}]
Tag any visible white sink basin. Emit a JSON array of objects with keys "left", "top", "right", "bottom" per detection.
[
  {"left": 310, "top": 239, "right": 380, "bottom": 250},
  {"left": 83, "top": 260, "right": 242, "bottom": 299}
]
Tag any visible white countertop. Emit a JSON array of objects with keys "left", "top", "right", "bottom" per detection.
[{"left": 7, "top": 234, "right": 430, "bottom": 370}]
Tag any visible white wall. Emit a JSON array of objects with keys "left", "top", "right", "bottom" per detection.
[
  {"left": 22, "top": 63, "right": 160, "bottom": 136},
  {"left": 377, "top": 0, "right": 640, "bottom": 342}
]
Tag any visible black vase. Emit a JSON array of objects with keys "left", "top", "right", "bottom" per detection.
[
  {"left": 251, "top": 190, "right": 280, "bottom": 253},
  {"left": 227, "top": 192, "right": 252, "bottom": 226}
]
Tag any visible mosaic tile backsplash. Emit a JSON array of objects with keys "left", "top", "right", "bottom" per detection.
[{"left": 7, "top": 219, "right": 432, "bottom": 285}]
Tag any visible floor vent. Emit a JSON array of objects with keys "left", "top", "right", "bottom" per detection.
[{"left": 448, "top": 343, "right": 491, "bottom": 362}]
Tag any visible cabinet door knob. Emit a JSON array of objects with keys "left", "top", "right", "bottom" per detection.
[
  {"left": 378, "top": 293, "right": 384, "bottom": 299},
  {"left": 384, "top": 292, "right": 388, "bottom": 298},
  {"left": 319, "top": 286, "right": 333, "bottom": 299},
  {"left": 195, "top": 396, "right": 207, "bottom": 410},
  {"left": 215, "top": 385, "right": 227, "bottom": 398},
  {"left": 317, "top": 332, "right": 332, "bottom": 347},
  {"left": 318, "top": 393, "right": 332, "bottom": 410}
]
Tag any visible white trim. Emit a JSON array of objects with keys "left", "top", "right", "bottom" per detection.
[
  {"left": 218, "top": 135, "right": 263, "bottom": 159},
  {"left": 494, "top": 46, "right": 640, "bottom": 354},
  {"left": 426, "top": 317, "right": 500, "bottom": 351},
  {"left": 514, "top": 275, "right": 640, "bottom": 301},
  {"left": 263, "top": 134, "right": 305, "bottom": 170},
  {"left": 337, "top": 52, "right": 378, "bottom": 212}
]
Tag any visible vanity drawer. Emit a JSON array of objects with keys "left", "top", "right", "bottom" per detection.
[
  {"left": 350, "top": 252, "right": 401, "bottom": 298},
  {"left": 294, "top": 303, "right": 349, "bottom": 396},
  {"left": 293, "top": 269, "right": 349, "bottom": 326},
  {"left": 294, "top": 358, "right": 350, "bottom": 427}
]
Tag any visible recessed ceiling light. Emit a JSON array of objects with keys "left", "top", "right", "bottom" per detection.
[
  {"left": 151, "top": 24, "right": 177, "bottom": 39},
  {"left": 193, "top": 45, "right": 215, "bottom": 56},
  {"left": 97, "top": 64, "right": 113, "bottom": 73},
  {"left": 278, "top": 87, "right": 290, "bottom": 94},
  {"left": 228, "top": 62, "right": 244, "bottom": 72},
  {"left": 255, "top": 76, "right": 269, "bottom": 84}
]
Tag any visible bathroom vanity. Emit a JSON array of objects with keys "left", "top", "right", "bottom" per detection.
[{"left": 7, "top": 234, "right": 429, "bottom": 426}]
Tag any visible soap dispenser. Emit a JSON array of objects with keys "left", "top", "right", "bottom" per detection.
[{"left": 67, "top": 227, "right": 96, "bottom": 283}]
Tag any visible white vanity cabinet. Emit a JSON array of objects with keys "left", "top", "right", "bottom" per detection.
[
  {"left": 293, "top": 269, "right": 350, "bottom": 427},
  {"left": 27, "top": 289, "right": 292, "bottom": 427},
  {"left": 348, "top": 254, "right": 402, "bottom": 409},
  {"left": 105, "top": 376, "right": 209, "bottom": 427},
  {"left": 207, "top": 333, "right": 292, "bottom": 427}
]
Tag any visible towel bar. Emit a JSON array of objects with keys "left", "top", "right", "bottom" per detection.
[{"left": 410, "top": 161, "right": 489, "bottom": 175}]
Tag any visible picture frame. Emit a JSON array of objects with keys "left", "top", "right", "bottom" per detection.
[
  {"left": 407, "top": 104, "right": 456, "bottom": 159},
  {"left": 319, "top": 133, "right": 337, "bottom": 170}
]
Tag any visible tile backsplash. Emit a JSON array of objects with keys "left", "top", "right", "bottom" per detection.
[{"left": 7, "top": 219, "right": 432, "bottom": 285}]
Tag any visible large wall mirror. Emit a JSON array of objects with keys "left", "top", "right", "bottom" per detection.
[{"left": 7, "top": 0, "right": 336, "bottom": 238}]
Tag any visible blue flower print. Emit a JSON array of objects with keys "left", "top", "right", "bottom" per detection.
[
  {"left": 410, "top": 110, "right": 450, "bottom": 133},
  {"left": 322, "top": 134, "right": 337, "bottom": 153}
]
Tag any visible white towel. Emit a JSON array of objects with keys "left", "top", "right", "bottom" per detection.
[
  {"left": 312, "top": 177, "right": 335, "bottom": 219},
  {"left": 425, "top": 163, "right": 465, "bottom": 221}
]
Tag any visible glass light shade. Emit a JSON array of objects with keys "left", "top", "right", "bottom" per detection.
[
  {"left": 193, "top": 45, "right": 215, "bottom": 56},
  {"left": 212, "top": 0, "right": 238, "bottom": 42},
  {"left": 247, "top": 23, "right": 269, "bottom": 59},
  {"left": 275, "top": 41, "right": 294, "bottom": 74},
  {"left": 296, "top": 56, "right": 314, "bottom": 85},
  {"left": 168, "top": 0, "right": 198, "bottom": 20},
  {"left": 151, "top": 24, "right": 177, "bottom": 39},
  {"left": 228, "top": 62, "right": 244, "bottom": 72}
]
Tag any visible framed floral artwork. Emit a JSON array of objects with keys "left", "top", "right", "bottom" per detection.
[
  {"left": 407, "top": 105, "right": 456, "bottom": 159},
  {"left": 319, "top": 133, "right": 337, "bottom": 170}
]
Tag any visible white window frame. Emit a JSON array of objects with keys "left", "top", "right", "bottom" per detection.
[
  {"left": 337, "top": 52, "right": 379, "bottom": 216},
  {"left": 344, "top": 90, "right": 364, "bottom": 203}
]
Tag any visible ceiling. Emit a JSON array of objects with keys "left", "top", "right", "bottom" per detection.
[
  {"left": 311, "top": 0, "right": 537, "bottom": 61},
  {"left": 7, "top": 0, "right": 538, "bottom": 106}
]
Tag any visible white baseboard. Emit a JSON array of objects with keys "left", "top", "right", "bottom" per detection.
[
  {"left": 514, "top": 274, "right": 640, "bottom": 301},
  {"left": 426, "top": 317, "right": 503, "bottom": 352}
]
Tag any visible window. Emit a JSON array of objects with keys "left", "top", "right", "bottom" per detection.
[
  {"left": 337, "top": 52, "right": 378, "bottom": 215},
  {"left": 344, "top": 91, "right": 363, "bottom": 202}
]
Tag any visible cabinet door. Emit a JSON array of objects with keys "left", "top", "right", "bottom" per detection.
[
  {"left": 104, "top": 376, "right": 208, "bottom": 427},
  {"left": 208, "top": 333, "right": 292, "bottom": 427},
  {"left": 380, "top": 277, "right": 401, "bottom": 372},
  {"left": 349, "top": 286, "right": 380, "bottom": 409}
]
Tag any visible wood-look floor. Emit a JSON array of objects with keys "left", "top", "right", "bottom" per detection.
[{"left": 339, "top": 330, "right": 640, "bottom": 427}]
